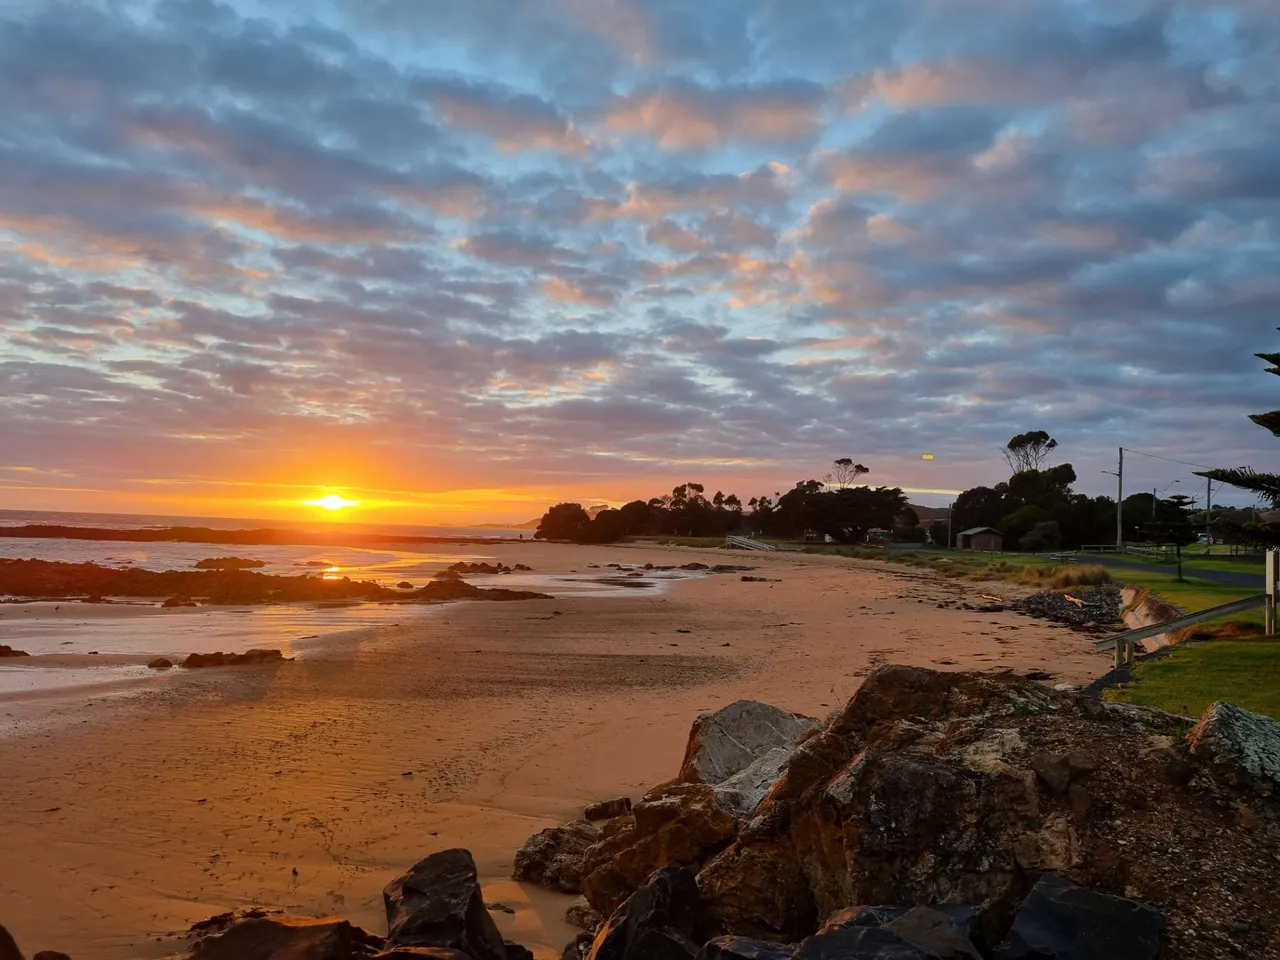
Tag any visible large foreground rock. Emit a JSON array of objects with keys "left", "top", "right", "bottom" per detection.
[
  {"left": 383, "top": 849, "right": 506, "bottom": 960},
  {"left": 1187, "top": 700, "right": 1280, "bottom": 790},
  {"left": 577, "top": 664, "right": 1280, "bottom": 957},
  {"left": 994, "top": 874, "right": 1162, "bottom": 959},
  {"left": 586, "top": 867, "right": 701, "bottom": 960},
  {"left": 513, "top": 820, "right": 601, "bottom": 893},
  {"left": 186, "top": 915, "right": 375, "bottom": 960},
  {"left": 182, "top": 648, "right": 286, "bottom": 668},
  {"left": 679, "top": 701, "right": 817, "bottom": 786}
]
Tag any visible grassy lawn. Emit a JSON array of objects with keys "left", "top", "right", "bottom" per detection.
[
  {"left": 1102, "top": 551, "right": 1263, "bottom": 577},
  {"left": 1104, "top": 638, "right": 1280, "bottom": 720}
]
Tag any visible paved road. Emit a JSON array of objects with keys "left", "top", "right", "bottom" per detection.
[{"left": 1084, "top": 554, "right": 1262, "bottom": 590}]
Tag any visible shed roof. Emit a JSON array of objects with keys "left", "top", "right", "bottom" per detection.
[{"left": 957, "top": 526, "right": 1001, "bottom": 537}]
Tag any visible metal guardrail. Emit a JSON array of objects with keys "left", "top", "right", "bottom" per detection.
[
  {"left": 725, "top": 535, "right": 776, "bottom": 551},
  {"left": 1094, "top": 594, "right": 1268, "bottom": 668}
]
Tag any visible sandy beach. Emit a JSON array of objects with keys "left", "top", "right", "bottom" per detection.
[{"left": 0, "top": 543, "right": 1112, "bottom": 959}]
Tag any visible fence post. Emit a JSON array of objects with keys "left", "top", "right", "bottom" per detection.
[{"left": 1267, "top": 549, "right": 1279, "bottom": 636}]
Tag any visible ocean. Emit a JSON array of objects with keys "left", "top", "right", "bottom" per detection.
[{"left": 0, "top": 509, "right": 688, "bottom": 719}]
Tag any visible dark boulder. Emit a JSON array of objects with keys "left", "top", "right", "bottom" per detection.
[
  {"left": 397, "top": 582, "right": 414, "bottom": 590},
  {"left": 162, "top": 595, "right": 198, "bottom": 607},
  {"left": 148, "top": 658, "right": 174, "bottom": 669},
  {"left": 383, "top": 848, "right": 507, "bottom": 960},
  {"left": 584, "top": 797, "right": 632, "bottom": 821},
  {"left": 513, "top": 820, "right": 601, "bottom": 893},
  {"left": 0, "top": 925, "right": 23, "bottom": 960},
  {"left": 994, "top": 874, "right": 1162, "bottom": 960},
  {"left": 0, "top": 645, "right": 30, "bottom": 658},
  {"left": 34, "top": 953, "right": 74, "bottom": 960},
  {"left": 699, "top": 937, "right": 796, "bottom": 959},
  {"left": 793, "top": 926, "right": 931, "bottom": 959},
  {"left": 505, "top": 943, "right": 535, "bottom": 960},
  {"left": 882, "top": 907, "right": 983, "bottom": 959},
  {"left": 586, "top": 867, "right": 700, "bottom": 960},
  {"left": 186, "top": 915, "right": 373, "bottom": 960}
]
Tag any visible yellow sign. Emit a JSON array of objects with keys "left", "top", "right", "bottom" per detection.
[{"left": 921, "top": 454, "right": 935, "bottom": 460}]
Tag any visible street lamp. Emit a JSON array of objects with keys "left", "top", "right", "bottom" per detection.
[{"left": 921, "top": 453, "right": 952, "bottom": 548}]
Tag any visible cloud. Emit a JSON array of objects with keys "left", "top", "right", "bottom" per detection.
[
  {"left": 0, "top": 0, "right": 1274, "bottom": 516},
  {"left": 604, "top": 78, "right": 829, "bottom": 149}
]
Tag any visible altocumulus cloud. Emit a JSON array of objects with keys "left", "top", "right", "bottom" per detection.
[{"left": 0, "top": 0, "right": 1276, "bottom": 515}]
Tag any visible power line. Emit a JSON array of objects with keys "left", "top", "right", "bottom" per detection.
[{"left": 1121, "top": 447, "right": 1214, "bottom": 471}]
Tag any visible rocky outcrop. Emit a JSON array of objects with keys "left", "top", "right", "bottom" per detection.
[
  {"left": 512, "top": 820, "right": 601, "bottom": 893},
  {"left": 162, "top": 594, "right": 198, "bottom": 607},
  {"left": 0, "top": 645, "right": 30, "bottom": 658},
  {"left": 569, "top": 665, "right": 1280, "bottom": 958},
  {"left": 678, "top": 701, "right": 817, "bottom": 786},
  {"left": 994, "top": 874, "right": 1162, "bottom": 959},
  {"left": 585, "top": 867, "right": 701, "bottom": 960},
  {"left": 581, "top": 783, "right": 738, "bottom": 916},
  {"left": 1187, "top": 700, "right": 1280, "bottom": 790},
  {"left": 182, "top": 649, "right": 287, "bottom": 668},
  {"left": 148, "top": 658, "right": 174, "bottom": 669},
  {"left": 584, "top": 797, "right": 632, "bottom": 821},
  {"left": 383, "top": 849, "right": 507, "bottom": 959}
]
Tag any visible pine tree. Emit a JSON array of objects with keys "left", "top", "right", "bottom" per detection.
[{"left": 1198, "top": 328, "right": 1280, "bottom": 547}]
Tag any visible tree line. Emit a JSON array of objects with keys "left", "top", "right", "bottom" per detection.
[{"left": 534, "top": 470, "right": 911, "bottom": 545}]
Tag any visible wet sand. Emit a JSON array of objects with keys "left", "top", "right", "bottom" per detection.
[{"left": 0, "top": 543, "right": 1113, "bottom": 959}]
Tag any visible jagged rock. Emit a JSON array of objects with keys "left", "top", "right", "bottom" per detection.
[
  {"left": 581, "top": 783, "right": 737, "bottom": 916},
  {"left": 699, "top": 937, "right": 795, "bottom": 960},
  {"left": 513, "top": 820, "right": 601, "bottom": 893},
  {"left": 565, "top": 896, "right": 604, "bottom": 931},
  {"left": 882, "top": 907, "right": 983, "bottom": 959},
  {"left": 0, "top": 925, "right": 23, "bottom": 960},
  {"left": 1187, "top": 700, "right": 1280, "bottom": 789},
  {"left": 584, "top": 797, "right": 632, "bottom": 821},
  {"left": 0, "top": 645, "right": 30, "bottom": 658},
  {"left": 586, "top": 867, "right": 700, "bottom": 960},
  {"left": 711, "top": 746, "right": 796, "bottom": 819},
  {"left": 678, "top": 563, "right": 709, "bottom": 571},
  {"left": 148, "top": 658, "right": 173, "bottom": 669},
  {"left": 697, "top": 841, "right": 816, "bottom": 941},
  {"left": 187, "top": 915, "right": 374, "bottom": 960},
  {"left": 182, "top": 649, "right": 286, "bottom": 668},
  {"left": 994, "top": 874, "right": 1162, "bottom": 959},
  {"left": 793, "top": 926, "right": 931, "bottom": 959},
  {"left": 820, "top": 906, "right": 909, "bottom": 931},
  {"left": 679, "top": 701, "right": 818, "bottom": 786},
  {"left": 384, "top": 849, "right": 507, "bottom": 960}
]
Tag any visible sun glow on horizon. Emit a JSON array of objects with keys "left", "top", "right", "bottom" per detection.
[{"left": 303, "top": 493, "right": 360, "bottom": 511}]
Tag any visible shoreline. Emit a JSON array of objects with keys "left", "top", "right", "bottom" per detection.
[{"left": 0, "top": 542, "right": 1116, "bottom": 959}]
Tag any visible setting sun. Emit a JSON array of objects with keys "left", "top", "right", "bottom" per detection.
[{"left": 303, "top": 494, "right": 359, "bottom": 511}]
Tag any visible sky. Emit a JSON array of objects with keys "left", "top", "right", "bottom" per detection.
[{"left": 0, "top": 0, "right": 1275, "bottom": 524}]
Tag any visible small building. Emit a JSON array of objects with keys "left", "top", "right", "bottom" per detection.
[{"left": 956, "top": 526, "right": 1002, "bottom": 551}]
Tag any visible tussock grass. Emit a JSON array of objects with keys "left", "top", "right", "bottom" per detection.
[{"left": 1014, "top": 564, "right": 1112, "bottom": 589}]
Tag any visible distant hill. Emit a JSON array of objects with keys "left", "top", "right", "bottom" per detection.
[{"left": 473, "top": 519, "right": 541, "bottom": 530}]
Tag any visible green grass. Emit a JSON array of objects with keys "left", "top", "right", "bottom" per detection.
[
  {"left": 1104, "top": 638, "right": 1280, "bottom": 720},
  {"left": 1104, "top": 551, "right": 1263, "bottom": 577}
]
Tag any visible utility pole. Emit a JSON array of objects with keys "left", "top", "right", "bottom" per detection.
[
  {"left": 1102, "top": 448, "right": 1124, "bottom": 549},
  {"left": 1205, "top": 476, "right": 1213, "bottom": 553},
  {"left": 1116, "top": 448, "right": 1124, "bottom": 547}
]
